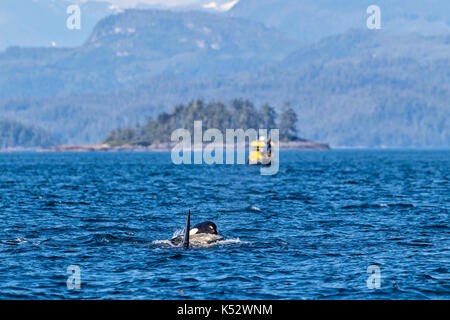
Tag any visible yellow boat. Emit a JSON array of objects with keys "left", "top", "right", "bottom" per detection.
[{"left": 248, "top": 138, "right": 273, "bottom": 166}]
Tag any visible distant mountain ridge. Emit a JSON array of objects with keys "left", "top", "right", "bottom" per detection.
[
  {"left": 0, "top": 9, "right": 295, "bottom": 98},
  {"left": 0, "top": 0, "right": 235, "bottom": 51},
  {"left": 229, "top": 0, "right": 450, "bottom": 43}
]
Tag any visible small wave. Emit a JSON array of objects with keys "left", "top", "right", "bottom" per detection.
[
  {"left": 90, "top": 234, "right": 119, "bottom": 244},
  {"left": 79, "top": 233, "right": 141, "bottom": 245},
  {"left": 2, "top": 237, "right": 44, "bottom": 246},
  {"left": 397, "top": 241, "right": 431, "bottom": 247},
  {"left": 61, "top": 201, "right": 90, "bottom": 206},
  {"left": 171, "top": 229, "right": 185, "bottom": 238},
  {"left": 389, "top": 203, "right": 416, "bottom": 208},
  {"left": 422, "top": 224, "right": 449, "bottom": 230},
  {"left": 151, "top": 237, "right": 249, "bottom": 249},
  {"left": 193, "top": 237, "right": 250, "bottom": 248},
  {"left": 341, "top": 203, "right": 415, "bottom": 210},
  {"left": 217, "top": 206, "right": 263, "bottom": 213},
  {"left": 3, "top": 237, "right": 28, "bottom": 245},
  {"left": 214, "top": 238, "right": 250, "bottom": 246},
  {"left": 151, "top": 239, "right": 177, "bottom": 247}
]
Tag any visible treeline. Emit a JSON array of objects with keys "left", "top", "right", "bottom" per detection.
[
  {"left": 104, "top": 99, "right": 300, "bottom": 146},
  {"left": 0, "top": 119, "right": 59, "bottom": 149}
]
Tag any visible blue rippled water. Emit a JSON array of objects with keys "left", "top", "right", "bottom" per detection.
[{"left": 0, "top": 150, "right": 449, "bottom": 299}]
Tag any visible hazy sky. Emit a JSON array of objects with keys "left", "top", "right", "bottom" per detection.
[
  {"left": 103, "top": 0, "right": 201, "bottom": 6},
  {"left": 75, "top": 0, "right": 235, "bottom": 8}
]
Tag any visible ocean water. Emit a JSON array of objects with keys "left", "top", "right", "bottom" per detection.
[{"left": 0, "top": 150, "right": 448, "bottom": 300}]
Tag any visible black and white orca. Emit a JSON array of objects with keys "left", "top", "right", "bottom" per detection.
[{"left": 171, "top": 210, "right": 219, "bottom": 248}]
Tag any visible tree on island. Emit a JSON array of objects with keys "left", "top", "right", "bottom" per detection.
[
  {"left": 260, "top": 104, "right": 278, "bottom": 131},
  {"left": 279, "top": 103, "right": 299, "bottom": 142}
]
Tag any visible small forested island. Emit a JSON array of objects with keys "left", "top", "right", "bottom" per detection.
[
  {"left": 105, "top": 99, "right": 303, "bottom": 145},
  {"left": 43, "top": 99, "right": 330, "bottom": 152}
]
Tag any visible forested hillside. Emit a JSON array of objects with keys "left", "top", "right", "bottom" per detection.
[{"left": 0, "top": 119, "right": 59, "bottom": 149}]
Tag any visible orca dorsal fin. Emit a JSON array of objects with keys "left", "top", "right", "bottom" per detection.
[{"left": 183, "top": 209, "right": 190, "bottom": 249}]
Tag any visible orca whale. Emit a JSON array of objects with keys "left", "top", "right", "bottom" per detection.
[{"left": 172, "top": 210, "right": 219, "bottom": 248}]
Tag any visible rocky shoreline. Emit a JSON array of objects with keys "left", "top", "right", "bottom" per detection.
[{"left": 36, "top": 140, "right": 330, "bottom": 152}]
